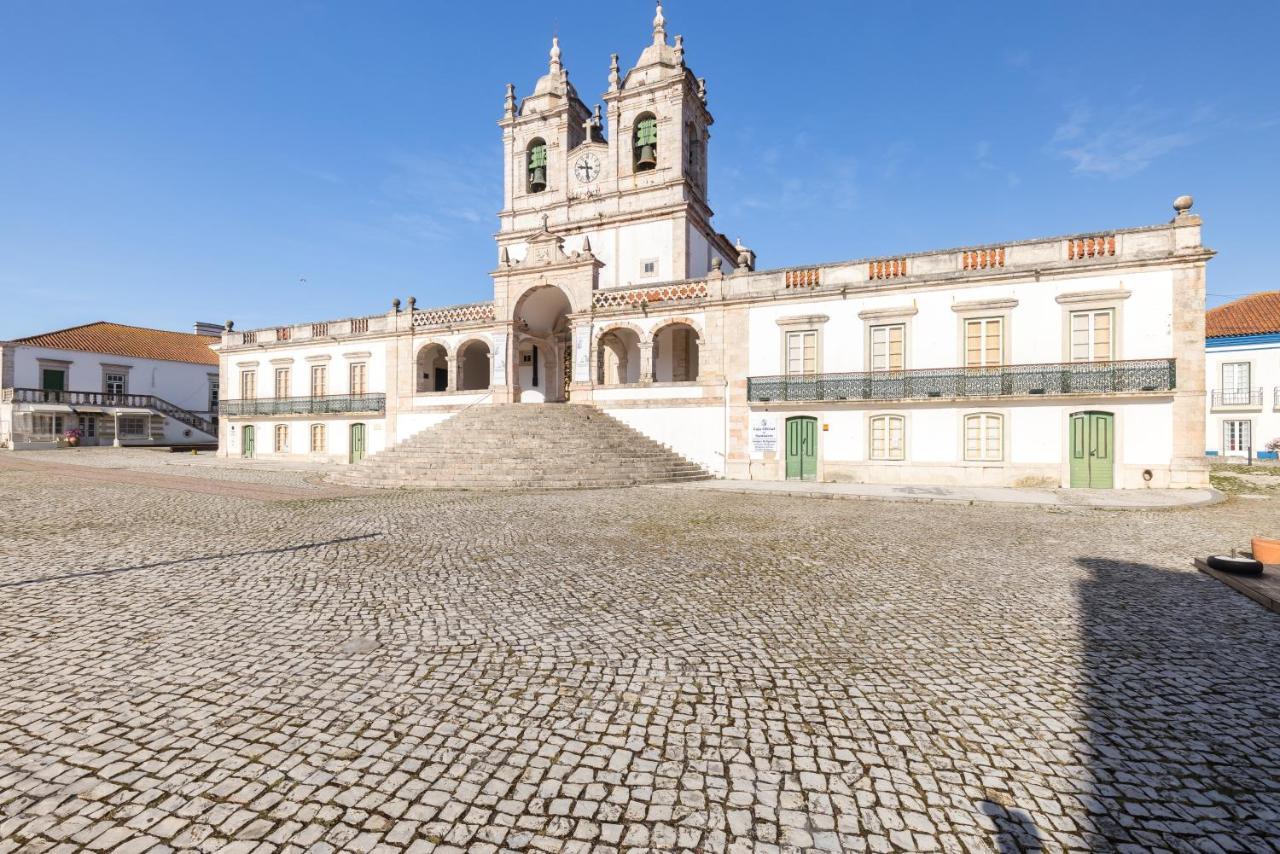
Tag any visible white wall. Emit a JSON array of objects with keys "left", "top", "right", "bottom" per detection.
[
  {"left": 1205, "top": 339, "right": 1280, "bottom": 456},
  {"left": 223, "top": 417, "right": 387, "bottom": 462},
  {"left": 229, "top": 340, "right": 389, "bottom": 398},
  {"left": 13, "top": 345, "right": 218, "bottom": 415},
  {"left": 602, "top": 405, "right": 725, "bottom": 474}
]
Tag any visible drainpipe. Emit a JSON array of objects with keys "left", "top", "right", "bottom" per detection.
[{"left": 112, "top": 412, "right": 121, "bottom": 448}]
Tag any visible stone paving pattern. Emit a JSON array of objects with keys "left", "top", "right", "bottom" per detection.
[{"left": 1, "top": 459, "right": 1279, "bottom": 852}]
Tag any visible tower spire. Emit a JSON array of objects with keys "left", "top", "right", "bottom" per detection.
[
  {"left": 549, "top": 36, "right": 562, "bottom": 74},
  {"left": 653, "top": 1, "right": 666, "bottom": 45}
]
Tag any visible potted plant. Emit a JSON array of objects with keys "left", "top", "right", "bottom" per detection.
[{"left": 63, "top": 427, "right": 83, "bottom": 448}]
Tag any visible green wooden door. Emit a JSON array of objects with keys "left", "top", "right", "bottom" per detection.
[
  {"left": 350, "top": 423, "right": 366, "bottom": 464},
  {"left": 1069, "top": 412, "right": 1114, "bottom": 488},
  {"left": 785, "top": 417, "right": 818, "bottom": 481},
  {"left": 241, "top": 425, "right": 255, "bottom": 459}
]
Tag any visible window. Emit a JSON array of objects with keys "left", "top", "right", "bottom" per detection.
[
  {"left": 274, "top": 367, "right": 291, "bottom": 398},
  {"left": 350, "top": 362, "right": 368, "bottom": 396},
  {"left": 1224, "top": 420, "right": 1251, "bottom": 454},
  {"left": 785, "top": 331, "right": 818, "bottom": 375},
  {"left": 119, "top": 416, "right": 147, "bottom": 437},
  {"left": 964, "top": 413, "right": 1004, "bottom": 461},
  {"left": 870, "top": 324, "right": 905, "bottom": 372},
  {"left": 964, "top": 318, "right": 1003, "bottom": 367},
  {"left": 1070, "top": 309, "right": 1114, "bottom": 362},
  {"left": 311, "top": 364, "right": 328, "bottom": 397},
  {"left": 527, "top": 139, "right": 547, "bottom": 193},
  {"left": 641, "top": 259, "right": 658, "bottom": 277},
  {"left": 208, "top": 378, "right": 219, "bottom": 412},
  {"left": 274, "top": 424, "right": 289, "bottom": 453},
  {"left": 40, "top": 368, "right": 66, "bottom": 392},
  {"left": 34, "top": 414, "right": 64, "bottom": 438},
  {"left": 78, "top": 415, "right": 96, "bottom": 438},
  {"left": 870, "top": 415, "right": 905, "bottom": 461},
  {"left": 634, "top": 113, "right": 658, "bottom": 171},
  {"left": 1221, "top": 363, "right": 1251, "bottom": 405},
  {"left": 310, "top": 424, "right": 326, "bottom": 453},
  {"left": 105, "top": 372, "right": 127, "bottom": 397},
  {"left": 240, "top": 369, "right": 256, "bottom": 399}
]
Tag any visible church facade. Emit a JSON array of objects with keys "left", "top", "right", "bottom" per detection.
[{"left": 215, "top": 3, "right": 1212, "bottom": 489}]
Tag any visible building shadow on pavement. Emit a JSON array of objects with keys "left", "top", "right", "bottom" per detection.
[
  {"left": 0, "top": 533, "right": 381, "bottom": 589},
  {"left": 1073, "top": 556, "right": 1280, "bottom": 849}
]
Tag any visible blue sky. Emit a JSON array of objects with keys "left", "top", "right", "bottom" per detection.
[{"left": 2, "top": 1, "right": 1277, "bottom": 339}]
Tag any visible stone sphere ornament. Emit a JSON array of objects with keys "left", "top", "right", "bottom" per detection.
[{"left": 1173, "top": 195, "right": 1194, "bottom": 215}]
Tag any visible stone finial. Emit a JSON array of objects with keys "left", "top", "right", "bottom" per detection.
[
  {"left": 541, "top": 212, "right": 550, "bottom": 231},
  {"left": 581, "top": 234, "right": 592, "bottom": 254},
  {"left": 504, "top": 83, "right": 516, "bottom": 118},
  {"left": 674, "top": 34, "right": 684, "bottom": 65},
  {"left": 1173, "top": 194, "right": 1194, "bottom": 217},
  {"left": 499, "top": 246, "right": 510, "bottom": 266},
  {"left": 549, "top": 37, "right": 562, "bottom": 74},
  {"left": 697, "top": 77, "right": 707, "bottom": 103},
  {"left": 711, "top": 257, "right": 722, "bottom": 272},
  {"left": 608, "top": 54, "right": 620, "bottom": 91},
  {"left": 407, "top": 296, "right": 416, "bottom": 311},
  {"left": 735, "top": 237, "right": 755, "bottom": 272},
  {"left": 392, "top": 297, "right": 401, "bottom": 312},
  {"left": 653, "top": 1, "right": 666, "bottom": 45},
  {"left": 224, "top": 320, "right": 234, "bottom": 332}
]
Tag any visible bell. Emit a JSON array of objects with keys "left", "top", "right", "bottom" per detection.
[
  {"left": 636, "top": 143, "right": 657, "bottom": 170},
  {"left": 529, "top": 166, "right": 546, "bottom": 192}
]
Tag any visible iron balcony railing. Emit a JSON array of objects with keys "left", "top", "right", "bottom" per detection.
[
  {"left": 747, "top": 358, "right": 1176, "bottom": 403},
  {"left": 219, "top": 393, "right": 386, "bottom": 417},
  {"left": 3, "top": 387, "right": 216, "bottom": 435},
  {"left": 1211, "top": 388, "right": 1263, "bottom": 407}
]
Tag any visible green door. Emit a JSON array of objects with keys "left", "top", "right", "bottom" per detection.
[
  {"left": 1069, "top": 412, "right": 1114, "bottom": 488},
  {"left": 785, "top": 416, "right": 818, "bottom": 481},
  {"left": 241, "top": 425, "right": 255, "bottom": 459},
  {"left": 350, "top": 423, "right": 366, "bottom": 464}
]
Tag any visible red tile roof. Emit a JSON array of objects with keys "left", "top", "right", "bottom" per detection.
[
  {"left": 1207, "top": 291, "right": 1280, "bottom": 338},
  {"left": 13, "top": 321, "right": 218, "bottom": 365}
]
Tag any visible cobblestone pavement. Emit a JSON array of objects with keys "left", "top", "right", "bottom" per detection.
[
  {"left": 1, "top": 463, "right": 1279, "bottom": 853},
  {"left": 11, "top": 448, "right": 330, "bottom": 489}
]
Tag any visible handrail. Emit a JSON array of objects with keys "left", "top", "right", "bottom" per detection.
[
  {"left": 3, "top": 387, "right": 216, "bottom": 435},
  {"left": 747, "top": 358, "right": 1176, "bottom": 402},
  {"left": 219, "top": 393, "right": 387, "bottom": 417}
]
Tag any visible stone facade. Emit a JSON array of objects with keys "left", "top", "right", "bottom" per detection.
[{"left": 215, "top": 3, "right": 1211, "bottom": 489}]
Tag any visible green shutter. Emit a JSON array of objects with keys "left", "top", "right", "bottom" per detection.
[
  {"left": 528, "top": 144, "right": 546, "bottom": 169},
  {"left": 635, "top": 117, "right": 658, "bottom": 147}
]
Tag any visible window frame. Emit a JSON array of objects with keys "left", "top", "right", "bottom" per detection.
[
  {"left": 1068, "top": 308, "right": 1117, "bottom": 363},
  {"left": 240, "top": 369, "right": 257, "bottom": 399},
  {"left": 1224, "top": 419, "right": 1252, "bottom": 454},
  {"left": 349, "top": 362, "right": 368, "bottom": 396},
  {"left": 118, "top": 415, "right": 148, "bottom": 437},
  {"left": 274, "top": 367, "right": 291, "bottom": 399},
  {"left": 963, "top": 412, "right": 1005, "bottom": 462},
  {"left": 776, "top": 315, "right": 828, "bottom": 377},
  {"left": 869, "top": 323, "right": 906, "bottom": 372},
  {"left": 869, "top": 414, "right": 906, "bottom": 461},
  {"left": 963, "top": 317, "right": 1005, "bottom": 368},
  {"left": 274, "top": 423, "right": 289, "bottom": 453},
  {"left": 311, "top": 364, "right": 328, "bottom": 397},
  {"left": 310, "top": 423, "right": 326, "bottom": 453}
]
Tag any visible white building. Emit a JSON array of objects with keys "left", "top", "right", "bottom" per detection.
[
  {"left": 0, "top": 321, "right": 220, "bottom": 450},
  {"left": 1205, "top": 291, "right": 1280, "bottom": 459},
  {"left": 215, "top": 3, "right": 1211, "bottom": 490}
]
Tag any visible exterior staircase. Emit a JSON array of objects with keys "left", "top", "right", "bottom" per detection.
[{"left": 330, "top": 403, "right": 714, "bottom": 489}]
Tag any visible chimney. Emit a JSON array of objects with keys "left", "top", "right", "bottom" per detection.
[{"left": 193, "top": 321, "right": 223, "bottom": 337}]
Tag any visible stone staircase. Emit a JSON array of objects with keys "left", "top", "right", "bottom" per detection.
[{"left": 330, "top": 403, "right": 714, "bottom": 489}]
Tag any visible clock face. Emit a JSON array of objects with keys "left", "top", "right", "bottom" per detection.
[{"left": 574, "top": 153, "right": 601, "bottom": 184}]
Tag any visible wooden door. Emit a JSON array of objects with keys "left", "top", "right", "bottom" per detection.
[
  {"left": 785, "top": 417, "right": 818, "bottom": 481},
  {"left": 349, "top": 423, "right": 366, "bottom": 464},
  {"left": 1069, "top": 412, "right": 1114, "bottom": 488},
  {"left": 241, "top": 425, "right": 255, "bottom": 459}
]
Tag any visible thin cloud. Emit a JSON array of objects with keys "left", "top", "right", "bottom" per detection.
[{"left": 1049, "top": 102, "right": 1202, "bottom": 178}]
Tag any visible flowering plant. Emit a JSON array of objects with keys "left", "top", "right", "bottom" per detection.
[
  {"left": 1266, "top": 437, "right": 1280, "bottom": 452},
  {"left": 63, "top": 428, "right": 83, "bottom": 441}
]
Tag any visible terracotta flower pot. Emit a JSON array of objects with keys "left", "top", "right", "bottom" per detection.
[{"left": 1252, "top": 537, "right": 1280, "bottom": 565}]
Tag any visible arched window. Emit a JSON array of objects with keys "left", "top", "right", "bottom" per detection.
[
  {"left": 686, "top": 121, "right": 700, "bottom": 175},
  {"left": 633, "top": 113, "right": 658, "bottom": 172},
  {"left": 274, "top": 424, "right": 289, "bottom": 454},
  {"left": 652, "top": 323, "right": 699, "bottom": 382},
  {"left": 964, "top": 413, "right": 1003, "bottom": 461},
  {"left": 310, "top": 423, "right": 326, "bottom": 453},
  {"left": 869, "top": 415, "right": 905, "bottom": 461},
  {"left": 527, "top": 138, "right": 547, "bottom": 193}
]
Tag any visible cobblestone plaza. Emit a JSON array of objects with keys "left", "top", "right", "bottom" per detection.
[{"left": 2, "top": 457, "right": 1279, "bottom": 852}]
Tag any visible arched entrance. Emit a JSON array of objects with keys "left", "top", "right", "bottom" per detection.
[
  {"left": 416, "top": 343, "right": 449, "bottom": 393},
  {"left": 457, "top": 340, "right": 492, "bottom": 391},
  {"left": 653, "top": 322, "right": 700, "bottom": 382},
  {"left": 512, "top": 285, "right": 572, "bottom": 403}
]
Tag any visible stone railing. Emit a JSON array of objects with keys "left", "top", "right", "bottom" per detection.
[
  {"left": 1067, "top": 235, "right": 1116, "bottom": 260},
  {"left": 4, "top": 388, "right": 216, "bottom": 435},
  {"left": 593, "top": 280, "right": 709, "bottom": 309},
  {"left": 412, "top": 302, "right": 496, "bottom": 328},
  {"left": 747, "top": 358, "right": 1176, "bottom": 403},
  {"left": 962, "top": 248, "right": 1005, "bottom": 270},
  {"left": 868, "top": 258, "right": 908, "bottom": 280},
  {"left": 234, "top": 314, "right": 384, "bottom": 346}
]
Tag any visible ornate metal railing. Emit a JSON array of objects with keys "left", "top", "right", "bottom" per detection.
[
  {"left": 747, "top": 358, "right": 1176, "bottom": 403},
  {"left": 219, "top": 394, "right": 386, "bottom": 417},
  {"left": 1211, "top": 388, "right": 1263, "bottom": 407},
  {"left": 3, "top": 388, "right": 215, "bottom": 435}
]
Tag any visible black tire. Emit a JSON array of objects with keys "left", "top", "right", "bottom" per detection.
[{"left": 1207, "top": 555, "right": 1265, "bottom": 576}]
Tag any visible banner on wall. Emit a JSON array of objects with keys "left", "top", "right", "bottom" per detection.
[{"left": 750, "top": 414, "right": 778, "bottom": 458}]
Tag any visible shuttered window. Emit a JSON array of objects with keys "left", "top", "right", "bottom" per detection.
[
  {"left": 274, "top": 368, "right": 290, "bottom": 398},
  {"left": 870, "top": 415, "right": 905, "bottom": 461},
  {"left": 274, "top": 424, "right": 289, "bottom": 453},
  {"left": 310, "top": 424, "right": 326, "bottom": 453},
  {"left": 870, "top": 324, "right": 905, "bottom": 372},
  {"left": 1070, "top": 310, "right": 1114, "bottom": 362},
  {"left": 785, "top": 331, "right": 818, "bottom": 375},
  {"left": 350, "top": 363, "right": 368, "bottom": 395},
  {"left": 240, "top": 370, "right": 256, "bottom": 399},
  {"left": 311, "top": 365, "right": 328, "bottom": 397},
  {"left": 964, "top": 413, "right": 1004, "bottom": 461},
  {"left": 964, "top": 318, "right": 1003, "bottom": 367}
]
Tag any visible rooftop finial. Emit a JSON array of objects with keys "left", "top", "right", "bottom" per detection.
[
  {"left": 608, "top": 53, "right": 620, "bottom": 91},
  {"left": 674, "top": 34, "right": 684, "bottom": 65},
  {"left": 550, "top": 36, "right": 562, "bottom": 73},
  {"left": 653, "top": 1, "right": 666, "bottom": 45},
  {"left": 504, "top": 82, "right": 516, "bottom": 118}
]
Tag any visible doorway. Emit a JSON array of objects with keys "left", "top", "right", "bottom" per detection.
[
  {"left": 241, "top": 425, "right": 255, "bottom": 459},
  {"left": 1069, "top": 411, "right": 1114, "bottom": 488},
  {"left": 785, "top": 416, "right": 818, "bottom": 481},
  {"left": 350, "top": 423, "right": 366, "bottom": 464}
]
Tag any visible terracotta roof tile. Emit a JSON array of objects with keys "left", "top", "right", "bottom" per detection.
[
  {"left": 1207, "top": 291, "right": 1280, "bottom": 338},
  {"left": 13, "top": 321, "right": 218, "bottom": 365}
]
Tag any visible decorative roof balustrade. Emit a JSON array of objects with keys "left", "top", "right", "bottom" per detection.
[
  {"left": 1067, "top": 235, "right": 1116, "bottom": 260},
  {"left": 219, "top": 393, "right": 387, "bottom": 417},
  {"left": 747, "top": 358, "right": 1176, "bottom": 403},
  {"left": 962, "top": 248, "right": 1005, "bottom": 270},
  {"left": 784, "top": 268, "right": 821, "bottom": 289},
  {"left": 412, "top": 302, "right": 496, "bottom": 327},
  {"left": 868, "top": 258, "right": 908, "bottom": 280},
  {"left": 593, "top": 280, "right": 709, "bottom": 309}
]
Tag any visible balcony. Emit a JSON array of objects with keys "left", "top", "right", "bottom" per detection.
[
  {"left": 2, "top": 387, "right": 216, "bottom": 435},
  {"left": 218, "top": 394, "right": 386, "bottom": 417},
  {"left": 747, "top": 358, "right": 1176, "bottom": 403},
  {"left": 1211, "top": 388, "right": 1263, "bottom": 410}
]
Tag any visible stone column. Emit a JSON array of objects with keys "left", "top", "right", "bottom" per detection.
[
  {"left": 452, "top": 355, "right": 464, "bottom": 393},
  {"left": 639, "top": 342, "right": 654, "bottom": 383}
]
